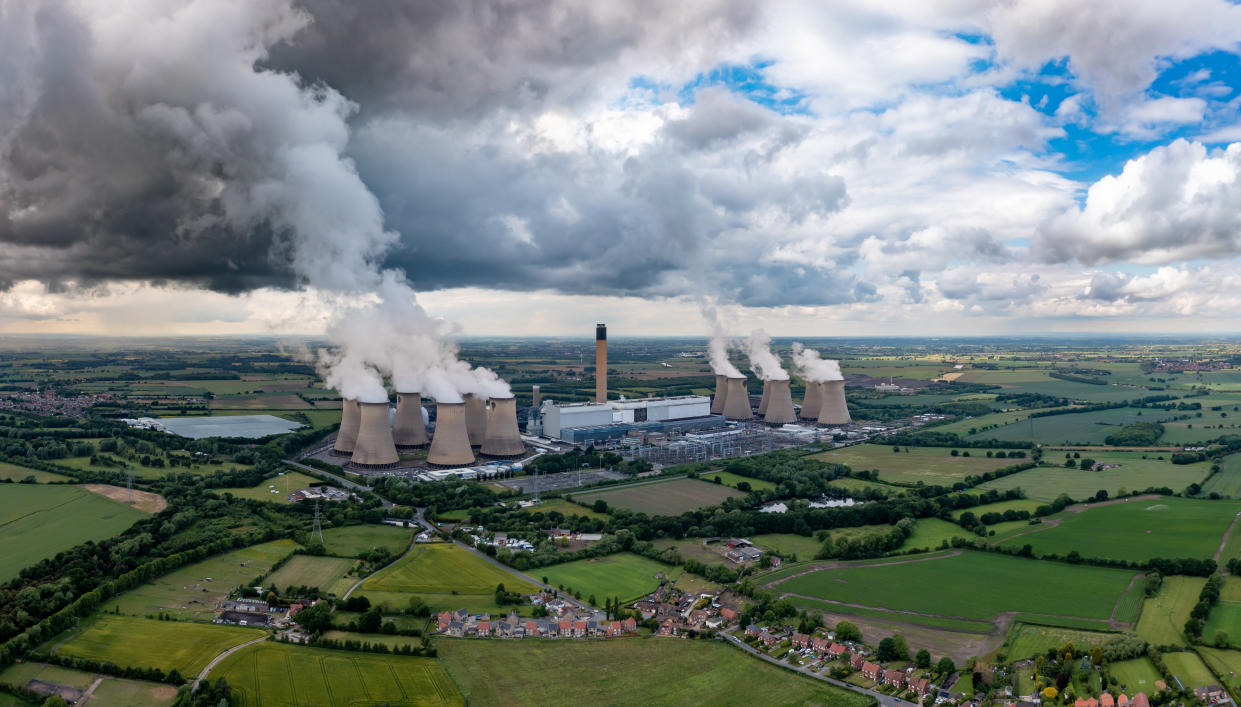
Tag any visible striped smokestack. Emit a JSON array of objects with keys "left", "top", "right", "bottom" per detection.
[
  {"left": 710, "top": 374, "right": 728, "bottom": 414},
  {"left": 427, "top": 402, "right": 476, "bottom": 468},
  {"left": 332, "top": 398, "right": 361, "bottom": 456},
  {"left": 595, "top": 323, "right": 607, "bottom": 403},
  {"left": 350, "top": 402, "right": 399, "bottom": 469},
  {"left": 532, "top": 385, "right": 541, "bottom": 408}
]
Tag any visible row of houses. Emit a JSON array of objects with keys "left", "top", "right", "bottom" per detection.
[
  {"left": 746, "top": 625, "right": 936, "bottom": 699},
  {"left": 633, "top": 584, "right": 738, "bottom": 636},
  {"left": 1072, "top": 693, "right": 1153, "bottom": 707},
  {"left": 436, "top": 608, "right": 637, "bottom": 639}
]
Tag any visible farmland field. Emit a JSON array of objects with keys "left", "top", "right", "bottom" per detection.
[
  {"left": 767, "top": 551, "right": 1136, "bottom": 623},
  {"left": 0, "top": 461, "right": 71, "bottom": 483},
  {"left": 1202, "top": 454, "right": 1241, "bottom": 498},
  {"left": 1203, "top": 602, "right": 1241, "bottom": 648},
  {"left": 998, "top": 497, "right": 1241, "bottom": 562},
  {"left": 265, "top": 555, "right": 356, "bottom": 594},
  {"left": 540, "top": 553, "right": 675, "bottom": 603},
  {"left": 1005, "top": 624, "right": 1117, "bottom": 661},
  {"left": 1196, "top": 647, "right": 1241, "bottom": 696},
  {"left": 932, "top": 407, "right": 1073, "bottom": 436},
  {"left": 1137, "top": 576, "right": 1205, "bottom": 645},
  {"left": 1164, "top": 651, "right": 1216, "bottom": 689},
  {"left": 572, "top": 478, "right": 740, "bottom": 516},
  {"left": 1109, "top": 658, "right": 1163, "bottom": 692},
  {"left": 754, "top": 533, "right": 824, "bottom": 558},
  {"left": 951, "top": 498, "right": 1045, "bottom": 520},
  {"left": 434, "top": 636, "right": 872, "bottom": 707},
  {"left": 0, "top": 484, "right": 146, "bottom": 582},
  {"left": 699, "top": 470, "right": 777, "bottom": 492},
  {"left": 213, "top": 641, "right": 462, "bottom": 707},
  {"left": 811, "top": 444, "right": 1024, "bottom": 485},
  {"left": 525, "top": 498, "right": 609, "bottom": 520},
  {"left": 978, "top": 458, "right": 1210, "bottom": 502},
  {"left": 56, "top": 616, "right": 262, "bottom": 676},
  {"left": 320, "top": 524, "right": 413, "bottom": 557},
  {"left": 359, "top": 543, "right": 535, "bottom": 614},
  {"left": 900, "top": 518, "right": 970, "bottom": 552},
  {"left": 648, "top": 538, "right": 730, "bottom": 567},
  {"left": 216, "top": 470, "right": 321, "bottom": 503},
  {"left": 967, "top": 407, "right": 1188, "bottom": 445},
  {"left": 83, "top": 676, "right": 179, "bottom": 705},
  {"left": 953, "top": 370, "right": 1148, "bottom": 403},
  {"left": 103, "top": 539, "right": 298, "bottom": 621}
]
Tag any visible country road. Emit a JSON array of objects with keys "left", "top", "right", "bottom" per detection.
[
  {"left": 192, "top": 636, "right": 268, "bottom": 691},
  {"left": 721, "top": 634, "right": 914, "bottom": 707}
]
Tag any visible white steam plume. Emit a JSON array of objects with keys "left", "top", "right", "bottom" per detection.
[
  {"left": 743, "top": 329, "right": 789, "bottom": 381},
  {"left": 791, "top": 342, "right": 843, "bottom": 382},
  {"left": 700, "top": 302, "right": 742, "bottom": 377}
]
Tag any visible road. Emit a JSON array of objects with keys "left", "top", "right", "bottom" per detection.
[
  {"left": 722, "top": 634, "right": 915, "bottom": 707},
  {"left": 283, "top": 458, "right": 394, "bottom": 510},
  {"left": 192, "top": 636, "right": 268, "bottom": 691}
]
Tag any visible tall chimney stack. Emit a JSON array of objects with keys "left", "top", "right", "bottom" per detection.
[
  {"left": 393, "top": 392, "right": 429, "bottom": 449},
  {"left": 350, "top": 402, "right": 400, "bottom": 469},
  {"left": 595, "top": 323, "right": 607, "bottom": 403},
  {"left": 799, "top": 380, "right": 823, "bottom": 420},
  {"left": 763, "top": 379, "right": 796, "bottom": 424},
  {"left": 817, "top": 380, "right": 852, "bottom": 426},
  {"left": 464, "top": 393, "right": 487, "bottom": 447},
  {"left": 482, "top": 396, "right": 525, "bottom": 458},
  {"left": 532, "top": 385, "right": 541, "bottom": 408},
  {"left": 427, "top": 402, "right": 476, "bottom": 468},
  {"left": 722, "top": 376, "right": 753, "bottom": 420},
  {"left": 710, "top": 374, "right": 728, "bottom": 415},
  {"left": 332, "top": 399, "right": 361, "bottom": 456},
  {"left": 756, "top": 380, "right": 772, "bottom": 416}
]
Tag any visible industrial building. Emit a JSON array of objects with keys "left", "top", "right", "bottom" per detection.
[{"left": 539, "top": 395, "right": 724, "bottom": 444}]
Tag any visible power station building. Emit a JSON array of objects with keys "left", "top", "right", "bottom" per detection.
[{"left": 539, "top": 395, "right": 723, "bottom": 444}]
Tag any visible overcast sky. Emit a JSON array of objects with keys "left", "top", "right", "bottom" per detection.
[{"left": 2, "top": 0, "right": 1241, "bottom": 337}]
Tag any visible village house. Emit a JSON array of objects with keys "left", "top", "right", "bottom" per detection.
[
  {"left": 791, "top": 633, "right": 811, "bottom": 649},
  {"left": 687, "top": 609, "right": 709, "bottom": 627},
  {"left": 609, "top": 621, "right": 624, "bottom": 637},
  {"left": 884, "top": 670, "right": 906, "bottom": 689},
  {"left": 862, "top": 662, "right": 882, "bottom": 681},
  {"left": 633, "top": 601, "right": 658, "bottom": 619},
  {"left": 759, "top": 631, "right": 780, "bottom": 647},
  {"left": 558, "top": 620, "right": 572, "bottom": 637},
  {"left": 1117, "top": 695, "right": 1130, "bottom": 707},
  {"left": 658, "top": 619, "right": 679, "bottom": 637},
  {"left": 573, "top": 620, "right": 587, "bottom": 638},
  {"left": 1195, "top": 686, "right": 1226, "bottom": 704},
  {"left": 1100, "top": 693, "right": 1114, "bottom": 707},
  {"left": 1131, "top": 693, "right": 1150, "bottom": 707},
  {"left": 622, "top": 617, "right": 637, "bottom": 633},
  {"left": 720, "top": 607, "right": 738, "bottom": 623},
  {"left": 829, "top": 642, "right": 848, "bottom": 658},
  {"left": 447, "top": 621, "right": 464, "bottom": 637},
  {"left": 476, "top": 621, "right": 491, "bottom": 638},
  {"left": 909, "top": 677, "right": 932, "bottom": 697},
  {"left": 849, "top": 653, "right": 865, "bottom": 669},
  {"left": 746, "top": 624, "right": 763, "bottom": 638}
]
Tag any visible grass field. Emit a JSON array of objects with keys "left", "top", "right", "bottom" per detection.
[
  {"left": 827, "top": 477, "right": 902, "bottom": 494},
  {"left": 572, "top": 478, "right": 740, "bottom": 516},
  {"left": 362, "top": 544, "right": 535, "bottom": 597},
  {"left": 812, "top": 444, "right": 1023, "bottom": 485},
  {"left": 754, "top": 533, "right": 824, "bottom": 559},
  {"left": 1204, "top": 603, "right": 1241, "bottom": 647},
  {"left": 56, "top": 616, "right": 262, "bottom": 676},
  {"left": 434, "top": 636, "right": 872, "bottom": 707},
  {"left": 0, "top": 461, "right": 71, "bottom": 483},
  {"left": 103, "top": 539, "right": 298, "bottom": 621},
  {"left": 768, "top": 551, "right": 1135, "bottom": 623},
  {"left": 0, "top": 484, "right": 146, "bottom": 582},
  {"left": 0, "top": 663, "right": 176, "bottom": 706},
  {"left": 216, "top": 471, "right": 321, "bottom": 503},
  {"left": 1195, "top": 646, "right": 1241, "bottom": 696},
  {"left": 1005, "top": 624, "right": 1118, "bottom": 661},
  {"left": 901, "top": 518, "right": 970, "bottom": 552},
  {"left": 320, "top": 524, "right": 413, "bottom": 557},
  {"left": 213, "top": 640, "right": 462, "bottom": 707},
  {"left": 1109, "top": 657, "right": 1163, "bottom": 692},
  {"left": 0, "top": 662, "right": 96, "bottom": 689},
  {"left": 700, "top": 471, "right": 777, "bottom": 492},
  {"left": 999, "top": 497, "right": 1241, "bottom": 562},
  {"left": 266, "top": 555, "right": 356, "bottom": 593},
  {"left": 967, "top": 407, "right": 1189, "bottom": 445},
  {"left": 1203, "top": 454, "right": 1241, "bottom": 499},
  {"left": 648, "top": 538, "right": 731, "bottom": 567},
  {"left": 1165, "top": 651, "right": 1217, "bottom": 689},
  {"left": 978, "top": 458, "right": 1210, "bottom": 502},
  {"left": 540, "top": 554, "right": 675, "bottom": 603},
  {"left": 789, "top": 595, "right": 994, "bottom": 632},
  {"left": 1137, "top": 576, "right": 1205, "bottom": 645},
  {"left": 952, "top": 498, "right": 1046, "bottom": 520},
  {"left": 933, "top": 407, "right": 1073, "bottom": 436},
  {"left": 524, "top": 498, "right": 609, "bottom": 520}
]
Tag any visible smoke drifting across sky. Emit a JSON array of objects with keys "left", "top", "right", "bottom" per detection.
[{"left": 743, "top": 329, "right": 789, "bottom": 381}]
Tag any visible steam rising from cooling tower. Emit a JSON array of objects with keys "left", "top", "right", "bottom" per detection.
[
  {"left": 351, "top": 402, "right": 399, "bottom": 468},
  {"left": 818, "top": 380, "right": 852, "bottom": 426},
  {"left": 763, "top": 379, "right": 797, "bottom": 425},
  {"left": 791, "top": 342, "right": 843, "bottom": 382},
  {"left": 701, "top": 303, "right": 742, "bottom": 378},
  {"left": 722, "top": 376, "right": 753, "bottom": 420},
  {"left": 757, "top": 380, "right": 772, "bottom": 415},
  {"left": 427, "top": 402, "right": 476, "bottom": 468},
  {"left": 393, "top": 392, "right": 429, "bottom": 448},
  {"left": 800, "top": 381, "right": 823, "bottom": 420},
  {"left": 744, "top": 329, "right": 789, "bottom": 381}
]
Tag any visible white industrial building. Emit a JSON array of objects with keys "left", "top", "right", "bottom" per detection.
[{"left": 539, "top": 395, "right": 717, "bottom": 443}]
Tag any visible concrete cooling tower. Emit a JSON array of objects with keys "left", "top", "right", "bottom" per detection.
[
  {"left": 763, "top": 379, "right": 796, "bottom": 424},
  {"left": 482, "top": 396, "right": 525, "bottom": 459},
  {"left": 817, "top": 380, "right": 852, "bottom": 426},
  {"left": 464, "top": 393, "right": 488, "bottom": 448},
  {"left": 722, "top": 376, "right": 753, "bottom": 420},
  {"left": 756, "top": 380, "right": 772, "bottom": 416},
  {"left": 393, "top": 392, "right": 429, "bottom": 449},
  {"left": 799, "top": 380, "right": 822, "bottom": 420},
  {"left": 350, "top": 402, "right": 399, "bottom": 469},
  {"left": 428, "top": 402, "right": 476, "bottom": 468},
  {"left": 332, "top": 398, "right": 361, "bottom": 456},
  {"left": 710, "top": 374, "right": 728, "bottom": 415}
]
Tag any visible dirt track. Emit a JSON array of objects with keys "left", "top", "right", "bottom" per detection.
[{"left": 79, "top": 484, "right": 168, "bottom": 513}]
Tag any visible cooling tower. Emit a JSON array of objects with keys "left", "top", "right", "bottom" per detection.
[
  {"left": 350, "top": 402, "right": 399, "bottom": 469},
  {"left": 482, "top": 396, "right": 525, "bottom": 459},
  {"left": 710, "top": 374, "right": 728, "bottom": 415},
  {"left": 763, "top": 379, "right": 796, "bottom": 424},
  {"left": 595, "top": 323, "right": 607, "bottom": 403},
  {"left": 464, "top": 393, "right": 487, "bottom": 447},
  {"left": 756, "top": 380, "right": 772, "bottom": 415},
  {"left": 722, "top": 376, "right": 753, "bottom": 420},
  {"left": 817, "top": 380, "right": 852, "bottom": 426},
  {"left": 800, "top": 380, "right": 822, "bottom": 420},
  {"left": 532, "top": 385, "right": 541, "bottom": 408},
  {"left": 332, "top": 398, "right": 361, "bottom": 456},
  {"left": 393, "top": 392, "right": 429, "bottom": 449},
  {"left": 428, "top": 402, "right": 476, "bottom": 468}
]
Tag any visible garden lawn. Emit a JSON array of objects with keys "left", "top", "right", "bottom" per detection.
[
  {"left": 768, "top": 551, "right": 1135, "bottom": 622},
  {"left": 55, "top": 616, "right": 262, "bottom": 676},
  {"left": 1137, "top": 576, "right": 1205, "bottom": 645},
  {"left": 700, "top": 471, "right": 777, "bottom": 492},
  {"left": 1005, "top": 624, "right": 1117, "bottom": 661},
  {"left": 320, "top": 524, "right": 412, "bottom": 557},
  {"left": 434, "top": 636, "right": 872, "bottom": 707},
  {"left": 216, "top": 471, "right": 321, "bottom": 503},
  {"left": 540, "top": 554, "right": 675, "bottom": 603},
  {"left": 265, "top": 555, "right": 356, "bottom": 594},
  {"left": 361, "top": 543, "right": 535, "bottom": 596},
  {"left": 1109, "top": 658, "right": 1163, "bottom": 693},
  {"left": 0, "top": 484, "right": 146, "bottom": 583},
  {"left": 811, "top": 444, "right": 1024, "bottom": 485},
  {"left": 572, "top": 477, "right": 739, "bottom": 516},
  {"left": 999, "top": 497, "right": 1241, "bottom": 563},
  {"left": 213, "top": 640, "right": 461, "bottom": 707},
  {"left": 979, "top": 458, "right": 1211, "bottom": 502}
]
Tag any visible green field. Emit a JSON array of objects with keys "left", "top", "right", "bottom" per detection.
[
  {"left": 524, "top": 498, "right": 609, "bottom": 520},
  {"left": 1195, "top": 646, "right": 1241, "bottom": 696},
  {"left": 1202, "top": 454, "right": 1241, "bottom": 499},
  {"left": 0, "top": 662, "right": 96, "bottom": 690},
  {"left": 787, "top": 595, "right": 993, "bottom": 632},
  {"left": 1109, "top": 657, "right": 1163, "bottom": 693},
  {"left": 572, "top": 478, "right": 740, "bottom": 516},
  {"left": 212, "top": 641, "right": 462, "bottom": 707},
  {"left": 0, "top": 484, "right": 146, "bottom": 582},
  {"left": 266, "top": 555, "right": 356, "bottom": 594},
  {"left": 0, "top": 663, "right": 175, "bottom": 706},
  {"left": 951, "top": 498, "right": 1046, "bottom": 520},
  {"left": 933, "top": 407, "right": 1073, "bottom": 436},
  {"left": 768, "top": 551, "right": 1135, "bottom": 623},
  {"left": 648, "top": 538, "right": 731, "bottom": 568},
  {"left": 999, "top": 497, "right": 1241, "bottom": 562},
  {"left": 967, "top": 407, "right": 1189, "bottom": 444},
  {"left": 216, "top": 471, "right": 321, "bottom": 503},
  {"left": 978, "top": 457, "right": 1210, "bottom": 502},
  {"left": 540, "top": 554, "right": 675, "bottom": 603},
  {"left": 103, "top": 539, "right": 298, "bottom": 621},
  {"left": 827, "top": 477, "right": 902, "bottom": 494},
  {"left": 901, "top": 518, "right": 970, "bottom": 552},
  {"left": 1137, "top": 576, "right": 1205, "bottom": 645},
  {"left": 320, "top": 524, "right": 413, "bottom": 557},
  {"left": 812, "top": 444, "right": 1023, "bottom": 485},
  {"left": 700, "top": 471, "right": 778, "bottom": 492},
  {"left": 754, "top": 533, "right": 824, "bottom": 559},
  {"left": 358, "top": 543, "right": 536, "bottom": 614},
  {"left": 1164, "top": 651, "right": 1216, "bottom": 689},
  {"left": 434, "top": 636, "right": 872, "bottom": 707},
  {"left": 1205, "top": 602, "right": 1241, "bottom": 648},
  {"left": 1005, "top": 624, "right": 1118, "bottom": 661},
  {"left": 954, "top": 370, "right": 1150, "bottom": 403},
  {"left": 0, "top": 461, "right": 72, "bottom": 483},
  {"left": 56, "top": 615, "right": 262, "bottom": 676}
]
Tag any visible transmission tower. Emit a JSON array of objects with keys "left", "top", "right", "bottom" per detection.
[{"left": 312, "top": 500, "right": 324, "bottom": 544}]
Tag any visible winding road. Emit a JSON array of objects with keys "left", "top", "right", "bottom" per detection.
[{"left": 192, "top": 636, "right": 268, "bottom": 691}]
